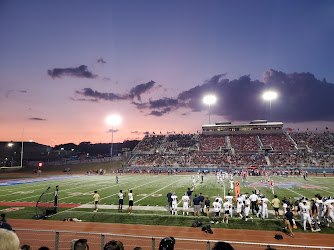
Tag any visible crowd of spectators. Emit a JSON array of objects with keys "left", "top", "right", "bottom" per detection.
[
  {"left": 259, "top": 134, "right": 295, "bottom": 151},
  {"left": 229, "top": 135, "right": 259, "bottom": 152},
  {"left": 200, "top": 135, "right": 227, "bottom": 151},
  {"left": 130, "top": 132, "right": 334, "bottom": 168},
  {"left": 290, "top": 132, "right": 334, "bottom": 152}
]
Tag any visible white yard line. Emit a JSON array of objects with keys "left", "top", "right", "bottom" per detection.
[
  {"left": 9, "top": 175, "right": 133, "bottom": 202},
  {"left": 0, "top": 176, "right": 90, "bottom": 195},
  {"left": 283, "top": 187, "right": 305, "bottom": 197},
  {"left": 48, "top": 176, "right": 169, "bottom": 217},
  {"left": 134, "top": 177, "right": 187, "bottom": 204}
]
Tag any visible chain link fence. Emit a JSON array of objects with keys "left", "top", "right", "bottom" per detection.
[{"left": 14, "top": 229, "right": 333, "bottom": 250}]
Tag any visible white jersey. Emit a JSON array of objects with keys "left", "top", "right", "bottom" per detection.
[
  {"left": 182, "top": 195, "right": 190, "bottom": 205},
  {"left": 128, "top": 193, "right": 133, "bottom": 201},
  {"left": 118, "top": 192, "right": 123, "bottom": 199},
  {"left": 225, "top": 195, "right": 233, "bottom": 205},
  {"left": 300, "top": 203, "right": 310, "bottom": 216},
  {"left": 217, "top": 197, "right": 223, "bottom": 205},
  {"left": 237, "top": 197, "right": 244, "bottom": 207},
  {"left": 223, "top": 202, "right": 231, "bottom": 211},
  {"left": 229, "top": 181, "right": 234, "bottom": 190},
  {"left": 249, "top": 194, "right": 258, "bottom": 202},
  {"left": 171, "top": 195, "right": 178, "bottom": 205},
  {"left": 262, "top": 198, "right": 269, "bottom": 208},
  {"left": 213, "top": 201, "right": 221, "bottom": 213}
]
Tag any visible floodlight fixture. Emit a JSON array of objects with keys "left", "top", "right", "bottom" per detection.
[
  {"left": 203, "top": 95, "right": 217, "bottom": 105},
  {"left": 106, "top": 114, "right": 122, "bottom": 127},
  {"left": 106, "top": 114, "right": 122, "bottom": 157},
  {"left": 262, "top": 91, "right": 278, "bottom": 101},
  {"left": 203, "top": 94, "right": 217, "bottom": 124}
]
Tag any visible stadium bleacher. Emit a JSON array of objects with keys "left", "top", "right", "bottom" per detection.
[{"left": 130, "top": 129, "right": 334, "bottom": 168}]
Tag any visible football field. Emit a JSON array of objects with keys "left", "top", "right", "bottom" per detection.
[{"left": 1, "top": 173, "right": 334, "bottom": 233}]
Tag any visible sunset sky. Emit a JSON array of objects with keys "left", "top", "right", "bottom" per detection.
[{"left": 1, "top": 1, "right": 334, "bottom": 146}]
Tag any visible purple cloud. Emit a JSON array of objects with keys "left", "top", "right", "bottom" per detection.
[{"left": 48, "top": 65, "right": 97, "bottom": 79}]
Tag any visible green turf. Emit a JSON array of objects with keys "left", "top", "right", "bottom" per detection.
[{"left": 1, "top": 174, "right": 334, "bottom": 234}]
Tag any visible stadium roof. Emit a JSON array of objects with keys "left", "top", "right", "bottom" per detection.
[{"left": 202, "top": 121, "right": 283, "bottom": 127}]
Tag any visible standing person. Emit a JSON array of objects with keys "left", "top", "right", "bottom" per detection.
[
  {"left": 205, "top": 197, "right": 211, "bottom": 217},
  {"left": 167, "top": 190, "right": 172, "bottom": 213},
  {"left": 171, "top": 193, "right": 178, "bottom": 215},
  {"left": 187, "top": 187, "right": 195, "bottom": 206},
  {"left": 201, "top": 171, "right": 204, "bottom": 183},
  {"left": 236, "top": 194, "right": 244, "bottom": 218},
  {"left": 93, "top": 190, "right": 101, "bottom": 212},
  {"left": 225, "top": 192, "right": 234, "bottom": 218},
  {"left": 270, "top": 180, "right": 275, "bottom": 195},
  {"left": 222, "top": 199, "right": 231, "bottom": 224},
  {"left": 284, "top": 208, "right": 295, "bottom": 237},
  {"left": 300, "top": 200, "right": 315, "bottom": 232},
  {"left": 54, "top": 185, "right": 59, "bottom": 211},
  {"left": 261, "top": 195, "right": 269, "bottom": 219},
  {"left": 229, "top": 178, "right": 234, "bottom": 193},
  {"left": 198, "top": 193, "right": 205, "bottom": 215},
  {"left": 193, "top": 194, "right": 201, "bottom": 217},
  {"left": 127, "top": 190, "right": 136, "bottom": 215},
  {"left": 310, "top": 199, "right": 321, "bottom": 231},
  {"left": 118, "top": 190, "right": 125, "bottom": 212},
  {"left": 244, "top": 195, "right": 252, "bottom": 221},
  {"left": 116, "top": 174, "right": 119, "bottom": 184},
  {"left": 192, "top": 175, "right": 196, "bottom": 187},
  {"left": 211, "top": 199, "right": 221, "bottom": 224},
  {"left": 181, "top": 193, "right": 190, "bottom": 216},
  {"left": 250, "top": 191, "right": 258, "bottom": 216},
  {"left": 271, "top": 195, "right": 280, "bottom": 219}
]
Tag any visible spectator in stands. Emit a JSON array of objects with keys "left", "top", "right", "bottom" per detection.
[
  {"left": 0, "top": 214, "right": 12, "bottom": 231},
  {"left": 0, "top": 228, "right": 20, "bottom": 250},
  {"left": 212, "top": 241, "right": 234, "bottom": 250},
  {"left": 104, "top": 240, "right": 124, "bottom": 250},
  {"left": 71, "top": 239, "right": 89, "bottom": 250},
  {"left": 159, "top": 237, "right": 175, "bottom": 250},
  {"left": 21, "top": 245, "right": 32, "bottom": 250}
]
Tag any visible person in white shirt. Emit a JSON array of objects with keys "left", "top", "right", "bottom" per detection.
[
  {"left": 225, "top": 193, "right": 234, "bottom": 217},
  {"left": 328, "top": 201, "right": 334, "bottom": 223},
  {"left": 249, "top": 191, "right": 258, "bottom": 215},
  {"left": 257, "top": 195, "right": 263, "bottom": 218},
  {"left": 261, "top": 195, "right": 269, "bottom": 219},
  {"left": 118, "top": 190, "right": 125, "bottom": 213},
  {"left": 300, "top": 200, "right": 315, "bottom": 232},
  {"left": 181, "top": 193, "right": 190, "bottom": 216},
  {"left": 171, "top": 193, "right": 178, "bottom": 215},
  {"left": 217, "top": 194, "right": 223, "bottom": 216},
  {"left": 212, "top": 199, "right": 221, "bottom": 224},
  {"left": 222, "top": 199, "right": 231, "bottom": 224},
  {"left": 217, "top": 172, "right": 221, "bottom": 184},
  {"left": 244, "top": 195, "right": 252, "bottom": 221},
  {"left": 127, "top": 190, "right": 135, "bottom": 215},
  {"left": 236, "top": 194, "right": 244, "bottom": 218},
  {"left": 192, "top": 175, "right": 196, "bottom": 187},
  {"left": 229, "top": 179, "right": 234, "bottom": 193}
]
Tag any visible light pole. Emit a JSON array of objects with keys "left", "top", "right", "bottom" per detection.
[
  {"left": 262, "top": 90, "right": 278, "bottom": 121},
  {"left": 203, "top": 95, "right": 217, "bottom": 124},
  {"left": 106, "top": 114, "right": 121, "bottom": 157},
  {"left": 8, "top": 142, "right": 14, "bottom": 167}
]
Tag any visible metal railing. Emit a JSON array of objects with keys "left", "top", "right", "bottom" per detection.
[{"left": 14, "top": 228, "right": 333, "bottom": 250}]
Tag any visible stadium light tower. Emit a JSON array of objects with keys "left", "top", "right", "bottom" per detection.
[
  {"left": 106, "top": 114, "right": 122, "bottom": 157},
  {"left": 203, "top": 94, "right": 217, "bottom": 124},
  {"left": 262, "top": 90, "right": 278, "bottom": 121}
]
